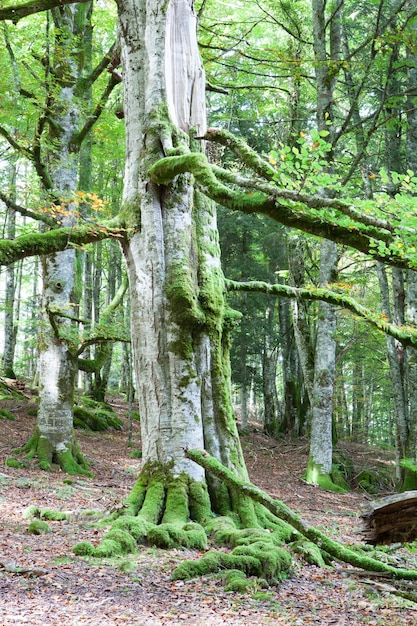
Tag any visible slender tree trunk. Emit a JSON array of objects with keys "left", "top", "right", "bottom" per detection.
[
  {"left": 2, "top": 163, "right": 17, "bottom": 379},
  {"left": 376, "top": 263, "right": 408, "bottom": 478},
  {"left": 403, "top": 9, "right": 417, "bottom": 487},
  {"left": 305, "top": 0, "right": 342, "bottom": 489},
  {"left": 25, "top": 4, "right": 93, "bottom": 474},
  {"left": 307, "top": 239, "right": 338, "bottom": 482},
  {"left": 262, "top": 303, "right": 281, "bottom": 437}
]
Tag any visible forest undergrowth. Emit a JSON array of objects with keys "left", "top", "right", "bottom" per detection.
[{"left": 1, "top": 387, "right": 417, "bottom": 625}]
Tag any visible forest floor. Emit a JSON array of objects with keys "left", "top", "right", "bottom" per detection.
[{"left": 1, "top": 388, "right": 417, "bottom": 625}]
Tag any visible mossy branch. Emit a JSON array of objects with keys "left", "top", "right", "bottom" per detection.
[
  {"left": 226, "top": 278, "right": 417, "bottom": 347},
  {"left": 0, "top": 226, "right": 128, "bottom": 267},
  {"left": 0, "top": 192, "right": 58, "bottom": 227},
  {"left": 202, "top": 127, "right": 277, "bottom": 181},
  {"left": 204, "top": 128, "right": 394, "bottom": 236},
  {"left": 0, "top": 0, "right": 91, "bottom": 23},
  {"left": 185, "top": 449, "right": 417, "bottom": 581},
  {"left": 148, "top": 153, "right": 410, "bottom": 269}
]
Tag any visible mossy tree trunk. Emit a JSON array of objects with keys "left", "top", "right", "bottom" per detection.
[
  {"left": 29, "top": 4, "right": 90, "bottom": 475},
  {"left": 116, "top": 0, "right": 248, "bottom": 520},
  {"left": 14, "top": 1, "right": 119, "bottom": 473}
]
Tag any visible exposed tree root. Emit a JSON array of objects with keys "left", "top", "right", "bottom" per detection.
[
  {"left": 16, "top": 427, "right": 92, "bottom": 476},
  {"left": 71, "top": 450, "right": 417, "bottom": 586},
  {"left": 185, "top": 449, "right": 417, "bottom": 581}
]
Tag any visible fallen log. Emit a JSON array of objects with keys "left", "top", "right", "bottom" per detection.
[{"left": 360, "top": 490, "right": 417, "bottom": 545}]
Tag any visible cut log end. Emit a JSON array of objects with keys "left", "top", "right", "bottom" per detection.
[{"left": 360, "top": 490, "right": 417, "bottom": 545}]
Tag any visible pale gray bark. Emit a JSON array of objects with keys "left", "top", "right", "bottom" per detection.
[
  {"left": 309, "top": 239, "right": 338, "bottom": 474},
  {"left": 307, "top": 0, "right": 342, "bottom": 479},
  {"left": 117, "top": 0, "right": 245, "bottom": 483},
  {"left": 2, "top": 165, "right": 17, "bottom": 378},
  {"left": 376, "top": 263, "right": 408, "bottom": 472},
  {"left": 36, "top": 5, "right": 81, "bottom": 456},
  {"left": 288, "top": 238, "right": 315, "bottom": 407},
  {"left": 405, "top": 3, "right": 417, "bottom": 469}
]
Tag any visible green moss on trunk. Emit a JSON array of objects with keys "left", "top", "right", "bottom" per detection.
[
  {"left": 16, "top": 426, "right": 92, "bottom": 476},
  {"left": 305, "top": 457, "right": 347, "bottom": 493}
]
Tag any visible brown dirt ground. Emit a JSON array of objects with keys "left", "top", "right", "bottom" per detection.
[{"left": 1, "top": 388, "right": 417, "bottom": 625}]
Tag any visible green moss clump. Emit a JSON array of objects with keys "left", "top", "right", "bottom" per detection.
[
  {"left": 72, "top": 541, "right": 96, "bottom": 557},
  {"left": 222, "top": 569, "right": 250, "bottom": 592},
  {"left": 129, "top": 449, "right": 142, "bottom": 459},
  {"left": 112, "top": 516, "right": 155, "bottom": 542},
  {"left": 0, "top": 408, "right": 15, "bottom": 420},
  {"left": 305, "top": 458, "right": 347, "bottom": 493},
  {"left": 232, "top": 542, "right": 291, "bottom": 580},
  {"left": 74, "top": 399, "right": 123, "bottom": 432},
  {"left": 5, "top": 458, "right": 25, "bottom": 469},
  {"left": 97, "top": 529, "right": 137, "bottom": 556},
  {"left": 56, "top": 447, "right": 92, "bottom": 478},
  {"left": 330, "top": 463, "right": 351, "bottom": 492},
  {"left": 290, "top": 539, "right": 328, "bottom": 567},
  {"left": 23, "top": 506, "right": 41, "bottom": 519},
  {"left": 188, "top": 479, "right": 212, "bottom": 523},
  {"left": 40, "top": 509, "right": 67, "bottom": 521},
  {"left": 28, "top": 519, "right": 50, "bottom": 535},
  {"left": 147, "top": 521, "right": 207, "bottom": 550},
  {"left": 94, "top": 539, "right": 122, "bottom": 558},
  {"left": 205, "top": 516, "right": 237, "bottom": 542},
  {"left": 134, "top": 474, "right": 166, "bottom": 523},
  {"left": 172, "top": 549, "right": 261, "bottom": 580},
  {"left": 222, "top": 569, "right": 268, "bottom": 593}
]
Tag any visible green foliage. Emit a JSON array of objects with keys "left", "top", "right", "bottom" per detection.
[{"left": 268, "top": 131, "right": 341, "bottom": 194}]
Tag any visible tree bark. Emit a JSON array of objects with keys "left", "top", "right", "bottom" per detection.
[
  {"left": 23, "top": 3, "right": 93, "bottom": 474},
  {"left": 117, "top": 0, "right": 245, "bottom": 488},
  {"left": 306, "top": 0, "right": 341, "bottom": 489},
  {"left": 2, "top": 161, "right": 17, "bottom": 379}
]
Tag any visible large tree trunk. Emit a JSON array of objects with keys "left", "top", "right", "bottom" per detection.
[{"left": 118, "top": 0, "right": 245, "bottom": 490}]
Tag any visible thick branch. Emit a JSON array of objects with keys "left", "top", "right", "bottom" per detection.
[
  {"left": 226, "top": 279, "right": 417, "bottom": 347},
  {"left": 0, "top": 0, "right": 90, "bottom": 22},
  {"left": 205, "top": 128, "right": 396, "bottom": 236},
  {"left": 0, "top": 192, "right": 58, "bottom": 227},
  {"left": 147, "top": 153, "right": 411, "bottom": 269},
  {"left": 74, "top": 74, "right": 120, "bottom": 147},
  {"left": 0, "top": 226, "right": 128, "bottom": 266},
  {"left": 185, "top": 449, "right": 417, "bottom": 581}
]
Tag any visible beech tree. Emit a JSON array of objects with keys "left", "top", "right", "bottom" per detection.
[
  {"left": 0, "top": 0, "right": 121, "bottom": 472},
  {"left": 4, "top": 0, "right": 417, "bottom": 585}
]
